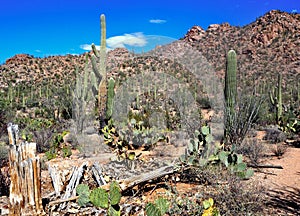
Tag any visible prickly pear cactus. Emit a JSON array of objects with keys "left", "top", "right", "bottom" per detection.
[
  {"left": 90, "top": 187, "right": 109, "bottom": 209},
  {"left": 145, "top": 197, "right": 169, "bottom": 216},
  {"left": 76, "top": 184, "right": 90, "bottom": 207},
  {"left": 146, "top": 203, "right": 161, "bottom": 216},
  {"left": 109, "top": 181, "right": 121, "bottom": 206}
]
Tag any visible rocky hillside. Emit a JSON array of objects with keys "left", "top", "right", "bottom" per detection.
[
  {"left": 0, "top": 10, "right": 299, "bottom": 93},
  {"left": 183, "top": 10, "right": 300, "bottom": 87}
]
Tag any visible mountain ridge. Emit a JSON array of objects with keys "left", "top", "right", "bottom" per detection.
[{"left": 0, "top": 10, "right": 299, "bottom": 90}]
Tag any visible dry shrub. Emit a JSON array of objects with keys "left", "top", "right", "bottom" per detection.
[
  {"left": 236, "top": 137, "right": 266, "bottom": 165},
  {"left": 271, "top": 143, "right": 287, "bottom": 157},
  {"left": 170, "top": 166, "right": 266, "bottom": 215}
]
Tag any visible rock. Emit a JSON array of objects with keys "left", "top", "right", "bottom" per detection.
[
  {"left": 263, "top": 127, "right": 287, "bottom": 143},
  {"left": 183, "top": 26, "right": 205, "bottom": 42}
]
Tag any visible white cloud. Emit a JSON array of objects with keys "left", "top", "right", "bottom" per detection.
[
  {"left": 79, "top": 33, "right": 177, "bottom": 54},
  {"left": 80, "top": 33, "right": 147, "bottom": 52},
  {"left": 291, "top": 9, "right": 298, "bottom": 13},
  {"left": 35, "top": 49, "right": 41, "bottom": 53},
  {"left": 149, "top": 19, "right": 167, "bottom": 24},
  {"left": 106, "top": 32, "right": 147, "bottom": 49},
  {"left": 80, "top": 44, "right": 100, "bottom": 51}
]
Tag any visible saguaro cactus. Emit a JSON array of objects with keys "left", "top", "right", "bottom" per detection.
[
  {"left": 98, "top": 14, "right": 107, "bottom": 128},
  {"left": 225, "top": 49, "right": 237, "bottom": 110},
  {"left": 224, "top": 49, "right": 237, "bottom": 146},
  {"left": 106, "top": 77, "right": 115, "bottom": 119},
  {"left": 89, "top": 14, "right": 107, "bottom": 129},
  {"left": 269, "top": 73, "right": 282, "bottom": 122}
]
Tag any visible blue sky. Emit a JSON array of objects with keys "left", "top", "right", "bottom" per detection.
[{"left": 0, "top": 0, "right": 299, "bottom": 64}]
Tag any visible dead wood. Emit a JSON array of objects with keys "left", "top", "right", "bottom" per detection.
[
  {"left": 7, "top": 123, "right": 44, "bottom": 216},
  {"left": 58, "top": 162, "right": 88, "bottom": 210},
  {"left": 48, "top": 165, "right": 63, "bottom": 197},
  {"left": 47, "top": 164, "right": 177, "bottom": 206},
  {"left": 91, "top": 162, "right": 107, "bottom": 186},
  {"left": 118, "top": 164, "right": 176, "bottom": 191}
]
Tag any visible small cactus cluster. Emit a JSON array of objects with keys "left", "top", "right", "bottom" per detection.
[
  {"left": 179, "top": 125, "right": 214, "bottom": 166},
  {"left": 216, "top": 150, "right": 254, "bottom": 179},
  {"left": 76, "top": 181, "right": 121, "bottom": 216},
  {"left": 180, "top": 124, "right": 253, "bottom": 179}
]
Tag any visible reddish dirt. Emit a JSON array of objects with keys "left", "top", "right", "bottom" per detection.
[{"left": 254, "top": 145, "right": 300, "bottom": 215}]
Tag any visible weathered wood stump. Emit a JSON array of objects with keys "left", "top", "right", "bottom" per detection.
[{"left": 7, "top": 123, "right": 44, "bottom": 216}]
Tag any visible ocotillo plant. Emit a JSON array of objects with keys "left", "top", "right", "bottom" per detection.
[{"left": 269, "top": 73, "right": 282, "bottom": 123}]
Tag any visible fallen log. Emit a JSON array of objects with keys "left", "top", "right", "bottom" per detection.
[
  {"left": 118, "top": 164, "right": 176, "bottom": 191},
  {"left": 48, "top": 164, "right": 177, "bottom": 206}
]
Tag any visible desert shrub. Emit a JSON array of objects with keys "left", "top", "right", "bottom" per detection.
[
  {"left": 169, "top": 196, "right": 203, "bottom": 215},
  {"left": 0, "top": 109, "right": 7, "bottom": 138},
  {"left": 211, "top": 175, "right": 265, "bottom": 215},
  {"left": 271, "top": 143, "right": 287, "bottom": 157},
  {"left": 45, "top": 131, "right": 71, "bottom": 160},
  {"left": 169, "top": 166, "right": 265, "bottom": 216},
  {"left": 236, "top": 137, "right": 265, "bottom": 165},
  {"left": 256, "top": 99, "right": 277, "bottom": 125},
  {"left": 32, "top": 128, "right": 55, "bottom": 153}
]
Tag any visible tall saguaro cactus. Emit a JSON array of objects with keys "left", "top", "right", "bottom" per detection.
[
  {"left": 224, "top": 49, "right": 237, "bottom": 146},
  {"left": 269, "top": 73, "right": 283, "bottom": 122},
  {"left": 98, "top": 14, "right": 107, "bottom": 128},
  {"left": 106, "top": 77, "right": 115, "bottom": 119},
  {"left": 89, "top": 14, "right": 107, "bottom": 128},
  {"left": 225, "top": 49, "right": 237, "bottom": 110}
]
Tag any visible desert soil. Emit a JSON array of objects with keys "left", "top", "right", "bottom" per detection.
[
  {"left": 0, "top": 137, "right": 299, "bottom": 215},
  {"left": 254, "top": 145, "right": 300, "bottom": 215}
]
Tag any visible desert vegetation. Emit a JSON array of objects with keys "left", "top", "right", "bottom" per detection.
[{"left": 0, "top": 10, "right": 299, "bottom": 216}]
